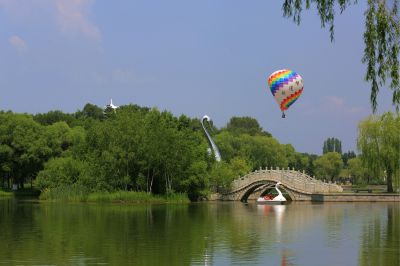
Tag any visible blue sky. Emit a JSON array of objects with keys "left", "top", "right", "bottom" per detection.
[{"left": 0, "top": 0, "right": 396, "bottom": 154}]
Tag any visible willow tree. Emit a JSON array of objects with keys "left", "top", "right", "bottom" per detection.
[
  {"left": 357, "top": 112, "right": 400, "bottom": 192},
  {"left": 283, "top": 0, "right": 400, "bottom": 112}
]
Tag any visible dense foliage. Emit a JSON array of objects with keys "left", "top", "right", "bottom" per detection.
[
  {"left": 314, "top": 152, "right": 344, "bottom": 182},
  {"left": 1, "top": 105, "right": 398, "bottom": 199},
  {"left": 0, "top": 105, "right": 313, "bottom": 200}
]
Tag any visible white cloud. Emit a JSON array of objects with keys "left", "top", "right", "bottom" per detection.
[
  {"left": 9, "top": 35, "right": 27, "bottom": 53},
  {"left": 55, "top": 0, "right": 101, "bottom": 41},
  {"left": 0, "top": 0, "right": 101, "bottom": 41}
]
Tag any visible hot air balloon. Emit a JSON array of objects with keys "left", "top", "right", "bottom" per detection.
[{"left": 268, "top": 69, "right": 303, "bottom": 118}]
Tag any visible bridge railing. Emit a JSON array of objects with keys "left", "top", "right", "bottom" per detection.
[{"left": 230, "top": 167, "right": 343, "bottom": 195}]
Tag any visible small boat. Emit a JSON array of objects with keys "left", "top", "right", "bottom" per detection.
[{"left": 257, "top": 182, "right": 287, "bottom": 204}]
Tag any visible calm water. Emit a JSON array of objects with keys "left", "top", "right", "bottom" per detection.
[{"left": 0, "top": 198, "right": 399, "bottom": 266}]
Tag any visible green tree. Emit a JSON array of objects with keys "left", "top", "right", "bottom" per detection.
[
  {"left": 34, "top": 110, "right": 76, "bottom": 126},
  {"left": 77, "top": 107, "right": 211, "bottom": 197},
  {"left": 347, "top": 157, "right": 368, "bottom": 184},
  {"left": 180, "top": 160, "right": 209, "bottom": 201},
  {"left": 225, "top": 116, "right": 271, "bottom": 136},
  {"left": 45, "top": 122, "right": 85, "bottom": 157},
  {"left": 229, "top": 157, "right": 252, "bottom": 177},
  {"left": 82, "top": 108, "right": 144, "bottom": 192},
  {"left": 213, "top": 131, "right": 241, "bottom": 162},
  {"left": 342, "top": 150, "right": 356, "bottom": 167},
  {"left": 284, "top": 144, "right": 310, "bottom": 171},
  {"left": 0, "top": 113, "right": 53, "bottom": 188},
  {"left": 214, "top": 132, "right": 288, "bottom": 170},
  {"left": 300, "top": 153, "right": 318, "bottom": 176},
  {"left": 314, "top": 152, "right": 344, "bottom": 182},
  {"left": 35, "top": 157, "right": 88, "bottom": 190},
  {"left": 357, "top": 112, "right": 400, "bottom": 192},
  {"left": 76, "top": 103, "right": 104, "bottom": 120},
  {"left": 282, "top": 0, "right": 400, "bottom": 111},
  {"left": 0, "top": 144, "right": 13, "bottom": 188},
  {"left": 323, "top": 137, "right": 342, "bottom": 154},
  {"left": 208, "top": 161, "right": 235, "bottom": 193},
  {"left": 239, "top": 135, "right": 288, "bottom": 169}
]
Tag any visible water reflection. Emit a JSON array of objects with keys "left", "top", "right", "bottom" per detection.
[
  {"left": 257, "top": 204, "right": 286, "bottom": 240},
  {"left": 359, "top": 204, "right": 400, "bottom": 266},
  {"left": 257, "top": 204, "right": 291, "bottom": 266},
  {"left": 0, "top": 199, "right": 398, "bottom": 265}
]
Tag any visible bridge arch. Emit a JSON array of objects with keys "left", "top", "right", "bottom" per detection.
[
  {"left": 220, "top": 168, "right": 343, "bottom": 201},
  {"left": 239, "top": 181, "right": 299, "bottom": 202}
]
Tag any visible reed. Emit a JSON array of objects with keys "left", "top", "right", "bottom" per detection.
[
  {"left": 39, "top": 187, "right": 190, "bottom": 204},
  {"left": 87, "top": 191, "right": 190, "bottom": 203},
  {"left": 39, "top": 185, "right": 89, "bottom": 202}
]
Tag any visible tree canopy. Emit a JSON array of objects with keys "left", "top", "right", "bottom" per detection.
[
  {"left": 314, "top": 152, "right": 344, "bottom": 182},
  {"left": 0, "top": 104, "right": 318, "bottom": 200},
  {"left": 225, "top": 116, "right": 271, "bottom": 136},
  {"left": 323, "top": 137, "right": 342, "bottom": 154},
  {"left": 357, "top": 112, "right": 400, "bottom": 192}
]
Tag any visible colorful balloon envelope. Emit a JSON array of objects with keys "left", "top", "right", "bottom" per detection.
[{"left": 268, "top": 69, "right": 303, "bottom": 118}]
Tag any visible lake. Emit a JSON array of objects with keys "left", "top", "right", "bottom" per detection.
[{"left": 0, "top": 198, "right": 399, "bottom": 265}]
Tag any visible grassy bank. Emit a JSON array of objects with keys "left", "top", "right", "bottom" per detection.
[
  {"left": 0, "top": 190, "right": 13, "bottom": 197},
  {"left": 39, "top": 186, "right": 190, "bottom": 203},
  {"left": 87, "top": 191, "right": 190, "bottom": 203}
]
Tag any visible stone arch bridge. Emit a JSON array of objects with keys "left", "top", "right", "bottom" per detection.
[{"left": 217, "top": 167, "right": 343, "bottom": 202}]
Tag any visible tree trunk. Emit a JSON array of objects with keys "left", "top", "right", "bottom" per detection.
[
  {"left": 146, "top": 168, "right": 149, "bottom": 193},
  {"left": 164, "top": 168, "right": 172, "bottom": 194},
  {"left": 387, "top": 168, "right": 393, "bottom": 193},
  {"left": 149, "top": 175, "right": 154, "bottom": 194},
  {"left": 164, "top": 172, "right": 168, "bottom": 195},
  {"left": 148, "top": 169, "right": 154, "bottom": 194}
]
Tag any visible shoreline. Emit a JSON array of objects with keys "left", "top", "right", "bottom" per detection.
[{"left": 310, "top": 192, "right": 400, "bottom": 202}]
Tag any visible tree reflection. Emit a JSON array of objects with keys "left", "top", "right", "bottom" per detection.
[
  {"left": 0, "top": 200, "right": 399, "bottom": 265},
  {"left": 359, "top": 204, "right": 399, "bottom": 266}
]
